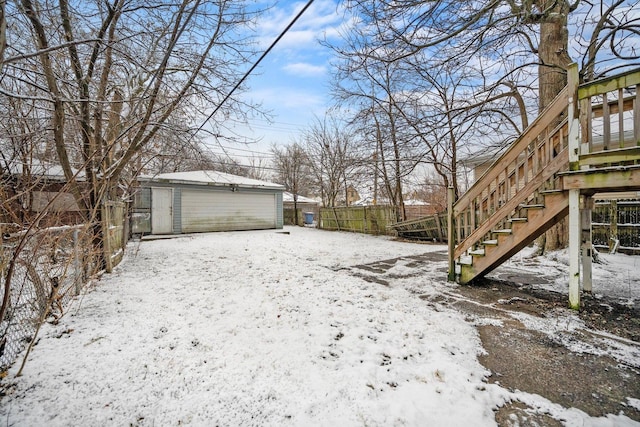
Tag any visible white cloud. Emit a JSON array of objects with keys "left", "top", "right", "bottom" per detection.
[
  {"left": 283, "top": 62, "right": 326, "bottom": 76},
  {"left": 251, "top": 86, "right": 326, "bottom": 110},
  {"left": 255, "top": 0, "right": 345, "bottom": 51}
]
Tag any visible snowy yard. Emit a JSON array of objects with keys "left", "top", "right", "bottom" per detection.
[{"left": 0, "top": 227, "right": 638, "bottom": 426}]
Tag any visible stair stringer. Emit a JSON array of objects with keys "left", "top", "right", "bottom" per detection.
[{"left": 459, "top": 191, "right": 569, "bottom": 284}]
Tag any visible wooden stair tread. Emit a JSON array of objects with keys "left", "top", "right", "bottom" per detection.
[
  {"left": 482, "top": 239, "right": 498, "bottom": 246},
  {"left": 508, "top": 218, "right": 527, "bottom": 222},
  {"left": 519, "top": 204, "right": 545, "bottom": 209},
  {"left": 459, "top": 194, "right": 569, "bottom": 284},
  {"left": 468, "top": 249, "right": 485, "bottom": 256}
]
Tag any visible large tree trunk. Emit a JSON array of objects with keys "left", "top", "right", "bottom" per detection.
[
  {"left": 536, "top": 0, "right": 573, "bottom": 253},
  {"left": 0, "top": 0, "right": 5, "bottom": 69},
  {"left": 537, "top": 1, "right": 572, "bottom": 112}
]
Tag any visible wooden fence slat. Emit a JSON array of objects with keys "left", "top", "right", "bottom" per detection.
[
  {"left": 102, "top": 201, "right": 125, "bottom": 273},
  {"left": 319, "top": 206, "right": 396, "bottom": 235}
]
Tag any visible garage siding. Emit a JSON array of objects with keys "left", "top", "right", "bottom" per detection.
[
  {"left": 276, "top": 192, "right": 283, "bottom": 228},
  {"left": 181, "top": 188, "right": 277, "bottom": 232},
  {"left": 173, "top": 188, "right": 182, "bottom": 233}
]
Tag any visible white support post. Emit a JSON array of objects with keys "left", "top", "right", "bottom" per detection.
[
  {"left": 581, "top": 196, "right": 593, "bottom": 293},
  {"left": 567, "top": 63, "right": 580, "bottom": 172},
  {"left": 569, "top": 189, "right": 581, "bottom": 309},
  {"left": 567, "top": 63, "right": 582, "bottom": 310}
]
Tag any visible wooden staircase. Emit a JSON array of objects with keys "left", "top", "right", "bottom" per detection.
[
  {"left": 451, "top": 81, "right": 571, "bottom": 284},
  {"left": 450, "top": 65, "right": 640, "bottom": 286},
  {"left": 459, "top": 190, "right": 569, "bottom": 283}
]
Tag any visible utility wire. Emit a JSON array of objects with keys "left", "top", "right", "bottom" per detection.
[{"left": 194, "top": 0, "right": 316, "bottom": 139}]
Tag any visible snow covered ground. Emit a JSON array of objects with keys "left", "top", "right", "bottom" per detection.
[
  {"left": 495, "top": 245, "right": 640, "bottom": 303},
  {"left": 0, "top": 227, "right": 638, "bottom": 426}
]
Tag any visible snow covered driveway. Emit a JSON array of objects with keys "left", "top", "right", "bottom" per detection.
[{"left": 0, "top": 228, "right": 636, "bottom": 426}]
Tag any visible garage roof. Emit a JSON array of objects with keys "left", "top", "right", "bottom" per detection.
[
  {"left": 283, "top": 192, "right": 319, "bottom": 204},
  {"left": 139, "top": 170, "right": 284, "bottom": 190}
]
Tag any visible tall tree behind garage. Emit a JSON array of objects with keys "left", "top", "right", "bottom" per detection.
[
  {"left": 331, "top": 0, "right": 639, "bottom": 251},
  {"left": 271, "top": 143, "right": 312, "bottom": 226}
]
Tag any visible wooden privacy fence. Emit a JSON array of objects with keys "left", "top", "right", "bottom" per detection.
[
  {"left": 319, "top": 206, "right": 396, "bottom": 235},
  {"left": 284, "top": 206, "right": 320, "bottom": 226},
  {"left": 283, "top": 208, "right": 302, "bottom": 226},
  {"left": 101, "top": 201, "right": 126, "bottom": 273}
]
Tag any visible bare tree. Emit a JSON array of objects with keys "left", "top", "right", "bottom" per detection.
[
  {"left": 303, "top": 112, "right": 363, "bottom": 207},
  {"left": 331, "top": 43, "right": 431, "bottom": 220},
  {"left": 1, "top": 0, "right": 263, "bottom": 264},
  {"left": 413, "top": 170, "right": 448, "bottom": 213},
  {"left": 0, "top": 0, "right": 5, "bottom": 69},
  {"left": 328, "top": 6, "right": 534, "bottom": 219},
  {"left": 271, "top": 143, "right": 312, "bottom": 225},
  {"left": 579, "top": 1, "right": 640, "bottom": 80},
  {"left": 331, "top": 0, "right": 638, "bottom": 235},
  {"left": 339, "top": 0, "right": 639, "bottom": 142}
]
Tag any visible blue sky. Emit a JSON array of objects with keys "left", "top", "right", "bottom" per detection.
[{"left": 214, "top": 0, "right": 346, "bottom": 161}]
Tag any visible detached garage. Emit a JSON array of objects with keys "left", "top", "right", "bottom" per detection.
[{"left": 133, "top": 171, "right": 284, "bottom": 235}]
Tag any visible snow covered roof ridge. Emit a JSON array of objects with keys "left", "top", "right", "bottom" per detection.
[{"left": 139, "top": 170, "right": 284, "bottom": 190}]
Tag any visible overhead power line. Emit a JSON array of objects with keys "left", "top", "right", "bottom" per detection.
[
  {"left": 226, "top": 117, "right": 307, "bottom": 128},
  {"left": 204, "top": 143, "right": 274, "bottom": 156},
  {"left": 194, "top": 0, "right": 316, "bottom": 138}
]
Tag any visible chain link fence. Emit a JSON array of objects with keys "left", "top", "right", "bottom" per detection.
[
  {"left": 0, "top": 224, "right": 100, "bottom": 372},
  {"left": 592, "top": 200, "right": 640, "bottom": 254}
]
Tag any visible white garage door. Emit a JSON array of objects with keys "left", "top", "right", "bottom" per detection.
[{"left": 181, "top": 189, "right": 276, "bottom": 233}]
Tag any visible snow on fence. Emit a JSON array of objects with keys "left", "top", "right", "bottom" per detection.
[{"left": 319, "top": 206, "right": 396, "bottom": 235}]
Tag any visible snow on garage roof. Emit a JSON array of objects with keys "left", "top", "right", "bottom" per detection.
[
  {"left": 139, "top": 170, "right": 284, "bottom": 190},
  {"left": 7, "top": 159, "right": 86, "bottom": 181},
  {"left": 282, "top": 192, "right": 319, "bottom": 204}
]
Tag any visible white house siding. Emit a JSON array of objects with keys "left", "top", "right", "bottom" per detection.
[{"left": 181, "top": 188, "right": 277, "bottom": 232}]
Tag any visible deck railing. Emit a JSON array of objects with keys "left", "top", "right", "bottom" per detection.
[{"left": 576, "top": 68, "right": 640, "bottom": 170}]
